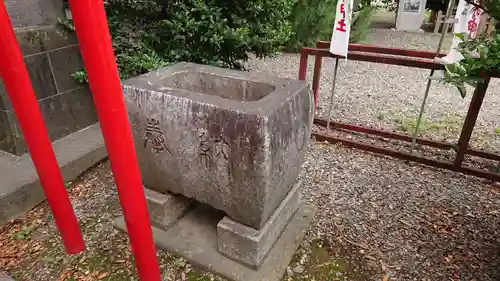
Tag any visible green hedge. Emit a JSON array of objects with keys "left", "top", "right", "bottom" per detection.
[
  {"left": 63, "top": 0, "right": 375, "bottom": 80},
  {"left": 286, "top": 0, "right": 376, "bottom": 51},
  {"left": 102, "top": 0, "right": 294, "bottom": 78},
  {"left": 350, "top": 5, "right": 376, "bottom": 43},
  {"left": 286, "top": 0, "right": 338, "bottom": 52}
]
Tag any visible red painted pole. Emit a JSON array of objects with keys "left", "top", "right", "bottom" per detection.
[
  {"left": 67, "top": 0, "right": 162, "bottom": 280},
  {"left": 0, "top": 1, "right": 84, "bottom": 254}
]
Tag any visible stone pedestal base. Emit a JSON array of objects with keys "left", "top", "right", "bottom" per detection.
[
  {"left": 113, "top": 181, "right": 315, "bottom": 281},
  {"left": 144, "top": 188, "right": 193, "bottom": 230},
  {"left": 114, "top": 203, "right": 314, "bottom": 281},
  {"left": 217, "top": 181, "right": 301, "bottom": 269}
]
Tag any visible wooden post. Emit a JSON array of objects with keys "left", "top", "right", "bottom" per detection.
[{"left": 434, "top": 11, "right": 443, "bottom": 33}]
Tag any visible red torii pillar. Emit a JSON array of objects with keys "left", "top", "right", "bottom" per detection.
[
  {"left": 68, "top": 0, "right": 162, "bottom": 280},
  {"left": 0, "top": 0, "right": 162, "bottom": 279},
  {"left": 0, "top": 1, "right": 84, "bottom": 254}
]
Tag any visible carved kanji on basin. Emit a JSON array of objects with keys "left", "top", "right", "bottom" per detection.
[{"left": 123, "top": 62, "right": 314, "bottom": 271}]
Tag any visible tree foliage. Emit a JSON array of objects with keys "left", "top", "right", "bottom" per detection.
[
  {"left": 285, "top": 0, "right": 376, "bottom": 51},
  {"left": 350, "top": 4, "right": 376, "bottom": 43},
  {"left": 63, "top": 0, "right": 376, "bottom": 80},
  {"left": 285, "top": 0, "right": 338, "bottom": 51},
  {"left": 110, "top": 0, "right": 295, "bottom": 77},
  {"left": 63, "top": 0, "right": 294, "bottom": 79},
  {"left": 443, "top": 0, "right": 500, "bottom": 97}
]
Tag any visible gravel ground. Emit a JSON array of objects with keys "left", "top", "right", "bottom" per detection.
[
  {"left": 2, "top": 29, "right": 500, "bottom": 281},
  {"left": 299, "top": 142, "right": 500, "bottom": 281},
  {"left": 249, "top": 29, "right": 500, "bottom": 281},
  {"left": 1, "top": 162, "right": 209, "bottom": 281},
  {"left": 247, "top": 29, "right": 500, "bottom": 152}
]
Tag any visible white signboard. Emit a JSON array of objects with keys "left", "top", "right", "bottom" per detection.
[
  {"left": 329, "top": 0, "right": 354, "bottom": 57},
  {"left": 403, "top": 0, "right": 421, "bottom": 13},
  {"left": 439, "top": 0, "right": 482, "bottom": 64},
  {"left": 396, "top": 0, "right": 428, "bottom": 31}
]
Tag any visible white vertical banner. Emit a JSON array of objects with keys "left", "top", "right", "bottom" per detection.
[
  {"left": 439, "top": 0, "right": 482, "bottom": 64},
  {"left": 329, "top": 0, "right": 354, "bottom": 57}
]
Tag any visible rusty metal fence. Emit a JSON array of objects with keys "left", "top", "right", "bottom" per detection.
[{"left": 299, "top": 41, "right": 500, "bottom": 181}]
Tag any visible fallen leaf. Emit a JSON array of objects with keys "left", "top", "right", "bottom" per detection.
[
  {"left": 57, "top": 271, "right": 69, "bottom": 281},
  {"left": 32, "top": 245, "right": 42, "bottom": 252},
  {"left": 380, "top": 260, "right": 387, "bottom": 271},
  {"left": 399, "top": 219, "right": 412, "bottom": 227},
  {"left": 366, "top": 255, "right": 377, "bottom": 261},
  {"left": 98, "top": 272, "right": 109, "bottom": 279},
  {"left": 383, "top": 275, "right": 390, "bottom": 281}
]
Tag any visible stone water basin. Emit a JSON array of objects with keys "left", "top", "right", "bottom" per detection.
[{"left": 123, "top": 62, "right": 313, "bottom": 229}]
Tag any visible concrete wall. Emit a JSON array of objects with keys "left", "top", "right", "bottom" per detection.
[
  {"left": 5, "top": 0, "right": 63, "bottom": 28},
  {"left": 0, "top": 0, "right": 97, "bottom": 155}
]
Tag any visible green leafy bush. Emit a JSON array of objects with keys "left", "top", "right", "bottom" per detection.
[
  {"left": 444, "top": 31, "right": 500, "bottom": 97},
  {"left": 443, "top": 0, "right": 500, "bottom": 97},
  {"left": 64, "top": 0, "right": 377, "bottom": 80},
  {"left": 350, "top": 4, "right": 376, "bottom": 43},
  {"left": 285, "top": 0, "right": 376, "bottom": 51},
  {"left": 285, "top": 0, "right": 338, "bottom": 51},
  {"left": 110, "top": 0, "right": 294, "bottom": 76},
  {"left": 64, "top": 0, "right": 294, "bottom": 79}
]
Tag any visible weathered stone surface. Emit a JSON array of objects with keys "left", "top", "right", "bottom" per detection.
[
  {"left": 0, "top": 27, "right": 80, "bottom": 111},
  {"left": 0, "top": 124, "right": 106, "bottom": 225},
  {"left": 0, "top": 52, "right": 59, "bottom": 111},
  {"left": 0, "top": 110, "right": 15, "bottom": 154},
  {"left": 0, "top": 109, "right": 28, "bottom": 155},
  {"left": 25, "top": 53, "right": 58, "bottom": 100},
  {"left": 5, "top": 0, "right": 63, "bottom": 29},
  {"left": 0, "top": 53, "right": 58, "bottom": 111},
  {"left": 48, "top": 45, "right": 86, "bottom": 93},
  {"left": 123, "top": 62, "right": 313, "bottom": 229},
  {"left": 113, "top": 202, "right": 316, "bottom": 281},
  {"left": 0, "top": 83, "right": 9, "bottom": 111},
  {"left": 144, "top": 188, "right": 194, "bottom": 230},
  {"left": 0, "top": 87, "right": 97, "bottom": 156},
  {"left": 0, "top": 109, "right": 26, "bottom": 155},
  {"left": 37, "top": 87, "right": 98, "bottom": 142},
  {"left": 0, "top": 4, "right": 94, "bottom": 156},
  {"left": 16, "top": 26, "right": 78, "bottom": 56},
  {"left": 217, "top": 180, "right": 301, "bottom": 269}
]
